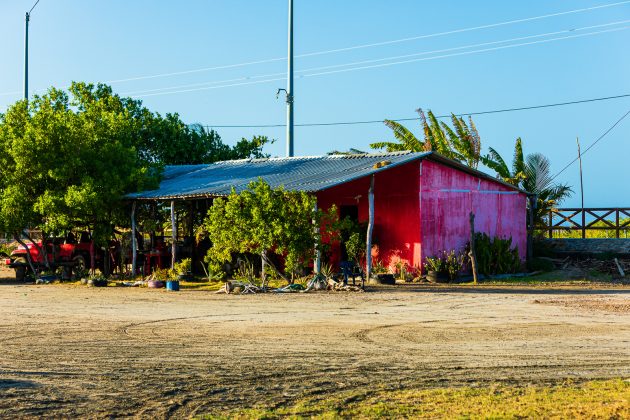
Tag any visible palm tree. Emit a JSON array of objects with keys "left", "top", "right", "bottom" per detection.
[
  {"left": 523, "top": 153, "right": 573, "bottom": 225},
  {"left": 480, "top": 137, "right": 526, "bottom": 186},
  {"left": 482, "top": 138, "right": 572, "bottom": 226},
  {"left": 370, "top": 109, "right": 482, "bottom": 168}
]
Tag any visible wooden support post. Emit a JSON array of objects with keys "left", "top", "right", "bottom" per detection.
[
  {"left": 261, "top": 250, "right": 267, "bottom": 288},
  {"left": 131, "top": 201, "right": 137, "bottom": 277},
  {"left": 548, "top": 209, "right": 553, "bottom": 238},
  {"left": 526, "top": 194, "right": 536, "bottom": 262},
  {"left": 171, "top": 200, "right": 176, "bottom": 270},
  {"left": 365, "top": 175, "right": 375, "bottom": 288},
  {"left": 468, "top": 212, "right": 479, "bottom": 285},
  {"left": 313, "top": 200, "right": 321, "bottom": 275},
  {"left": 189, "top": 201, "right": 195, "bottom": 273},
  {"left": 616, "top": 210, "right": 620, "bottom": 239}
]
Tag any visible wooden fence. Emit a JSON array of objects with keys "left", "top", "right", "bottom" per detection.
[{"left": 537, "top": 208, "right": 630, "bottom": 238}]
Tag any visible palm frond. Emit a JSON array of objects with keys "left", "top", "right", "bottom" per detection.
[{"left": 512, "top": 138, "right": 525, "bottom": 177}]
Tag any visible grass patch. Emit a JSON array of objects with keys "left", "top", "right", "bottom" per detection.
[
  {"left": 455, "top": 269, "right": 614, "bottom": 286},
  {"left": 199, "top": 379, "right": 629, "bottom": 419}
]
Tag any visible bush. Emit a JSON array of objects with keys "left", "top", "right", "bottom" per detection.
[
  {"left": 527, "top": 257, "right": 555, "bottom": 272},
  {"left": 473, "top": 233, "right": 520, "bottom": 276}
]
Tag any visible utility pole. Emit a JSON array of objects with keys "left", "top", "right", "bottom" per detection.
[
  {"left": 286, "top": 0, "right": 294, "bottom": 157},
  {"left": 24, "top": 12, "right": 30, "bottom": 100},
  {"left": 577, "top": 137, "right": 585, "bottom": 238},
  {"left": 24, "top": 0, "right": 41, "bottom": 100}
]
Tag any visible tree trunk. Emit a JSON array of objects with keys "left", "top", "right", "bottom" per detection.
[
  {"left": 13, "top": 233, "right": 37, "bottom": 275},
  {"left": 24, "top": 231, "right": 50, "bottom": 270}
]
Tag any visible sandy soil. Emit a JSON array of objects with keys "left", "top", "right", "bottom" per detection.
[{"left": 0, "top": 270, "right": 629, "bottom": 418}]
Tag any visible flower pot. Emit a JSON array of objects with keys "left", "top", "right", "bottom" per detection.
[
  {"left": 166, "top": 280, "right": 180, "bottom": 291},
  {"left": 148, "top": 280, "right": 165, "bottom": 289},
  {"left": 177, "top": 273, "right": 193, "bottom": 282},
  {"left": 426, "top": 270, "right": 449, "bottom": 283},
  {"left": 369, "top": 273, "right": 396, "bottom": 285}
]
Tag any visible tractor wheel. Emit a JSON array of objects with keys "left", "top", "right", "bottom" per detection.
[
  {"left": 15, "top": 266, "right": 26, "bottom": 282},
  {"left": 72, "top": 255, "right": 87, "bottom": 279}
]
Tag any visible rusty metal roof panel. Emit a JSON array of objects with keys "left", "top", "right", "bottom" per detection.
[{"left": 127, "top": 151, "right": 430, "bottom": 200}]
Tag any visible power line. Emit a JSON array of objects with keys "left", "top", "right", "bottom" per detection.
[
  {"left": 95, "top": 0, "right": 630, "bottom": 84},
  {"left": 202, "top": 94, "right": 630, "bottom": 129},
  {"left": 120, "top": 20, "right": 630, "bottom": 97},
  {"left": 2, "top": 0, "right": 627, "bottom": 97},
  {"left": 303, "top": 26, "right": 630, "bottom": 78},
  {"left": 128, "top": 25, "right": 630, "bottom": 98},
  {"left": 550, "top": 109, "right": 630, "bottom": 181}
]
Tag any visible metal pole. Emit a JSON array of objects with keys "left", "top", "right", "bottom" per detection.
[
  {"left": 577, "top": 137, "right": 585, "bottom": 239},
  {"left": 24, "top": 12, "right": 29, "bottom": 100},
  {"left": 286, "top": 0, "right": 294, "bottom": 157}
]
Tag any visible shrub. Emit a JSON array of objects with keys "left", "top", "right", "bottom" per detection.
[
  {"left": 174, "top": 258, "right": 192, "bottom": 274},
  {"left": 527, "top": 257, "right": 555, "bottom": 272},
  {"left": 473, "top": 233, "right": 520, "bottom": 276}
]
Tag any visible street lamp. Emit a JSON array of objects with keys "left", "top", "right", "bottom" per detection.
[{"left": 24, "top": 0, "right": 41, "bottom": 100}]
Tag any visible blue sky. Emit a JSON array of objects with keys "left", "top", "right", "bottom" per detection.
[{"left": 1, "top": 0, "right": 629, "bottom": 207}]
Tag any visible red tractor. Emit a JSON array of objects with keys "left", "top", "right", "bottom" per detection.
[{"left": 4, "top": 232, "right": 119, "bottom": 281}]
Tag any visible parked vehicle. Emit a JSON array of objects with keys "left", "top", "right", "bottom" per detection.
[{"left": 3, "top": 232, "right": 119, "bottom": 281}]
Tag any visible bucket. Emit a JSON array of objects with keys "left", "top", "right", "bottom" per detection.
[{"left": 166, "top": 280, "right": 180, "bottom": 291}]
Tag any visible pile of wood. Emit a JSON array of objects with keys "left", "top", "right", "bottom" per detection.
[
  {"left": 216, "top": 281, "right": 262, "bottom": 294},
  {"left": 216, "top": 277, "right": 364, "bottom": 294},
  {"left": 549, "top": 256, "right": 628, "bottom": 278},
  {"left": 325, "top": 277, "right": 363, "bottom": 292}
]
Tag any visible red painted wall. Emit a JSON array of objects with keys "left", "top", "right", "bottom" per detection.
[
  {"left": 420, "top": 160, "right": 527, "bottom": 268},
  {"left": 315, "top": 158, "right": 527, "bottom": 274},
  {"left": 317, "top": 161, "right": 422, "bottom": 270}
]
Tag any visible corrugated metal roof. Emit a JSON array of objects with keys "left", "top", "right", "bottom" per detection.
[
  {"left": 127, "top": 151, "right": 526, "bottom": 200},
  {"left": 128, "top": 151, "right": 430, "bottom": 200}
]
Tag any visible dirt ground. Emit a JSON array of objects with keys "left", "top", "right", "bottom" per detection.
[{"left": 0, "top": 267, "right": 629, "bottom": 418}]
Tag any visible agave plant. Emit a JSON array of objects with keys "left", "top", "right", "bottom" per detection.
[{"left": 370, "top": 109, "right": 482, "bottom": 168}]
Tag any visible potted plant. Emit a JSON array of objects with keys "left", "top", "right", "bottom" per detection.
[
  {"left": 445, "top": 250, "right": 464, "bottom": 282},
  {"left": 174, "top": 258, "right": 193, "bottom": 282},
  {"left": 165, "top": 273, "right": 180, "bottom": 291},
  {"left": 424, "top": 253, "right": 448, "bottom": 283},
  {"left": 148, "top": 267, "right": 170, "bottom": 289}
]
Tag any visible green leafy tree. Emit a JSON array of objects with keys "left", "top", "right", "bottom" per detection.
[
  {"left": 0, "top": 83, "right": 160, "bottom": 260},
  {"left": 370, "top": 108, "right": 482, "bottom": 168},
  {"left": 0, "top": 82, "right": 273, "bottom": 265},
  {"left": 203, "top": 179, "right": 338, "bottom": 284},
  {"left": 145, "top": 120, "right": 272, "bottom": 165}
]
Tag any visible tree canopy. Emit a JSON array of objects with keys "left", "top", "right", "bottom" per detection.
[
  {"left": 481, "top": 138, "right": 572, "bottom": 226},
  {"left": 371, "top": 108, "right": 482, "bottom": 168},
  {"left": 203, "top": 179, "right": 338, "bottom": 281},
  {"left": 0, "top": 82, "right": 271, "bottom": 245}
]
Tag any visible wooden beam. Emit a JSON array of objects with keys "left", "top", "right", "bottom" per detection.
[
  {"left": 469, "top": 212, "right": 479, "bottom": 285},
  {"left": 131, "top": 201, "right": 137, "bottom": 277},
  {"left": 365, "top": 175, "right": 375, "bottom": 288},
  {"left": 313, "top": 200, "right": 321, "bottom": 275},
  {"left": 171, "top": 200, "right": 176, "bottom": 269}
]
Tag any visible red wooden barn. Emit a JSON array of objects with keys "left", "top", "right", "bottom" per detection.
[{"left": 129, "top": 151, "right": 527, "bottom": 272}]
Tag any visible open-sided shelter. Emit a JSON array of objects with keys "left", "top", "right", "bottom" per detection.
[{"left": 128, "top": 151, "right": 528, "bottom": 273}]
